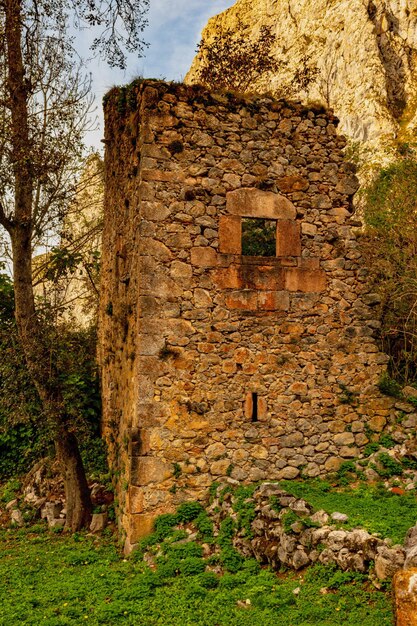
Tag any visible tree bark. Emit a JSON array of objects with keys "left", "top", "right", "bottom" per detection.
[
  {"left": 56, "top": 426, "right": 93, "bottom": 531},
  {"left": 5, "top": 0, "right": 92, "bottom": 531}
]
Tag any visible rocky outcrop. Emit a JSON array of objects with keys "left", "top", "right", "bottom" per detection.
[{"left": 187, "top": 0, "right": 417, "bottom": 147}]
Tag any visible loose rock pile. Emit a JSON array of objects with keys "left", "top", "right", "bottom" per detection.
[
  {"left": 208, "top": 481, "right": 417, "bottom": 582},
  {"left": 2, "top": 459, "right": 112, "bottom": 533}
]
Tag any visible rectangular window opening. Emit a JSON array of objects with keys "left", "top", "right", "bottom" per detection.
[
  {"left": 251, "top": 392, "right": 258, "bottom": 422},
  {"left": 242, "top": 218, "right": 276, "bottom": 257}
]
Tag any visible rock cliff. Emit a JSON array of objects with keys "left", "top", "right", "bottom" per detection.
[{"left": 186, "top": 0, "right": 417, "bottom": 147}]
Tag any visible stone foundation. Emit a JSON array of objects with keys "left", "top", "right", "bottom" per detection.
[{"left": 99, "top": 80, "right": 395, "bottom": 549}]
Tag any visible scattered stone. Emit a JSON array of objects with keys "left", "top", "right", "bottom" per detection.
[
  {"left": 310, "top": 510, "right": 330, "bottom": 525},
  {"left": 89, "top": 512, "right": 109, "bottom": 533},
  {"left": 374, "top": 545, "right": 405, "bottom": 581},
  {"left": 405, "top": 546, "right": 417, "bottom": 569},
  {"left": 49, "top": 518, "right": 66, "bottom": 529},
  {"left": 6, "top": 499, "right": 18, "bottom": 511},
  {"left": 403, "top": 387, "right": 417, "bottom": 400},
  {"left": 42, "top": 502, "right": 63, "bottom": 523},
  {"left": 10, "top": 509, "right": 24, "bottom": 527},
  {"left": 292, "top": 549, "right": 310, "bottom": 570},
  {"left": 290, "top": 499, "right": 311, "bottom": 515},
  {"left": 331, "top": 512, "right": 349, "bottom": 523},
  {"left": 204, "top": 482, "right": 410, "bottom": 581}
]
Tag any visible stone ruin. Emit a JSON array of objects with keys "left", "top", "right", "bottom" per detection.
[{"left": 99, "top": 80, "right": 395, "bottom": 550}]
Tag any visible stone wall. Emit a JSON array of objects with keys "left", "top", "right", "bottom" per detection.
[{"left": 100, "top": 80, "right": 394, "bottom": 550}]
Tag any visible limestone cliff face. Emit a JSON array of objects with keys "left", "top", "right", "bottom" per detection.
[{"left": 186, "top": 0, "right": 417, "bottom": 146}]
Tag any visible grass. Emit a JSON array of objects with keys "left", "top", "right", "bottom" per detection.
[
  {"left": 280, "top": 479, "right": 417, "bottom": 544},
  {"left": 0, "top": 524, "right": 393, "bottom": 626}
]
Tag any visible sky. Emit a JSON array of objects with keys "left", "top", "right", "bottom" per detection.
[{"left": 82, "top": 0, "right": 236, "bottom": 149}]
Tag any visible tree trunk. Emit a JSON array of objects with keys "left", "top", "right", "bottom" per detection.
[
  {"left": 4, "top": 0, "right": 93, "bottom": 532},
  {"left": 56, "top": 427, "right": 92, "bottom": 531},
  {"left": 11, "top": 226, "right": 93, "bottom": 531}
]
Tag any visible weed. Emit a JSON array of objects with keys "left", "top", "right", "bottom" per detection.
[
  {"left": 269, "top": 495, "right": 283, "bottom": 512},
  {"left": 282, "top": 510, "right": 299, "bottom": 533},
  {"left": 339, "top": 384, "right": 359, "bottom": 406},
  {"left": 218, "top": 484, "right": 233, "bottom": 504},
  {"left": 364, "top": 442, "right": 380, "bottom": 457},
  {"left": 402, "top": 457, "right": 417, "bottom": 470},
  {"left": 378, "top": 373, "right": 402, "bottom": 398},
  {"left": 379, "top": 434, "right": 395, "bottom": 449},
  {"left": 220, "top": 545, "right": 245, "bottom": 573},
  {"left": 175, "top": 501, "right": 204, "bottom": 523},
  {"left": 172, "top": 463, "right": 181, "bottom": 479},
  {"left": 0, "top": 479, "right": 21, "bottom": 503},
  {"left": 116, "top": 87, "right": 127, "bottom": 115},
  {"left": 336, "top": 461, "right": 358, "bottom": 485},
  {"left": 233, "top": 484, "right": 257, "bottom": 537},
  {"left": 194, "top": 511, "right": 214, "bottom": 541},
  {"left": 196, "top": 571, "right": 219, "bottom": 589},
  {"left": 153, "top": 513, "right": 178, "bottom": 540},
  {"left": 166, "top": 540, "right": 203, "bottom": 558},
  {"left": 374, "top": 453, "right": 403, "bottom": 478}
]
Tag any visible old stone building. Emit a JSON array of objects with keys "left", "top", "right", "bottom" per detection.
[{"left": 100, "top": 80, "right": 394, "bottom": 550}]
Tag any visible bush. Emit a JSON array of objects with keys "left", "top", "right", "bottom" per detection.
[
  {"left": 0, "top": 270, "right": 105, "bottom": 480},
  {"left": 378, "top": 373, "right": 402, "bottom": 398},
  {"left": 196, "top": 571, "right": 219, "bottom": 589},
  {"left": 362, "top": 157, "right": 417, "bottom": 384},
  {"left": 153, "top": 514, "right": 178, "bottom": 540},
  {"left": 374, "top": 453, "right": 403, "bottom": 478},
  {"left": 178, "top": 557, "right": 206, "bottom": 576},
  {"left": 175, "top": 501, "right": 204, "bottom": 523},
  {"left": 194, "top": 511, "right": 214, "bottom": 541}
]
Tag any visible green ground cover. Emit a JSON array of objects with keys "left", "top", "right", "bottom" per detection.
[
  {"left": 0, "top": 524, "right": 393, "bottom": 626},
  {"left": 280, "top": 479, "right": 417, "bottom": 544}
]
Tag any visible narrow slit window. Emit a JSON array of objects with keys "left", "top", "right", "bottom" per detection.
[
  {"left": 242, "top": 218, "right": 276, "bottom": 257},
  {"left": 251, "top": 392, "right": 258, "bottom": 422}
]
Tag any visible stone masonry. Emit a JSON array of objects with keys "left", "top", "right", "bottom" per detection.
[{"left": 100, "top": 80, "right": 395, "bottom": 550}]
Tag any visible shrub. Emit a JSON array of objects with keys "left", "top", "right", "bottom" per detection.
[
  {"left": 374, "top": 453, "right": 403, "bottom": 478},
  {"left": 178, "top": 557, "right": 206, "bottom": 576},
  {"left": 175, "top": 501, "right": 204, "bottom": 523},
  {"left": 0, "top": 270, "right": 105, "bottom": 480},
  {"left": 362, "top": 157, "right": 417, "bottom": 385},
  {"left": 153, "top": 513, "right": 178, "bottom": 540},
  {"left": 378, "top": 373, "right": 402, "bottom": 398},
  {"left": 196, "top": 571, "right": 219, "bottom": 589},
  {"left": 194, "top": 511, "right": 214, "bottom": 541}
]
